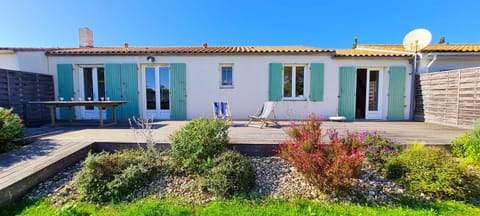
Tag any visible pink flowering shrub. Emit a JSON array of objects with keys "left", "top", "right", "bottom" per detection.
[{"left": 278, "top": 114, "right": 364, "bottom": 193}]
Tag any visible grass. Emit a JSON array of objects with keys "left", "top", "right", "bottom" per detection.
[{"left": 2, "top": 196, "right": 479, "bottom": 216}]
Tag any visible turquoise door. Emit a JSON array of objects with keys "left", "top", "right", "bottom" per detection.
[
  {"left": 338, "top": 67, "right": 356, "bottom": 120},
  {"left": 387, "top": 66, "right": 406, "bottom": 120},
  {"left": 57, "top": 64, "right": 74, "bottom": 120},
  {"left": 170, "top": 63, "right": 186, "bottom": 120}
]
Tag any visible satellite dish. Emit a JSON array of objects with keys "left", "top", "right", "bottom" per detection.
[{"left": 403, "top": 28, "right": 432, "bottom": 52}]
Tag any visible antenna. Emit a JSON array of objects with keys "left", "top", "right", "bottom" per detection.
[
  {"left": 403, "top": 28, "right": 432, "bottom": 52},
  {"left": 403, "top": 28, "right": 432, "bottom": 122}
]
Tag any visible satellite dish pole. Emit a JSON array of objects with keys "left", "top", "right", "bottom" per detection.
[{"left": 402, "top": 28, "right": 432, "bottom": 120}]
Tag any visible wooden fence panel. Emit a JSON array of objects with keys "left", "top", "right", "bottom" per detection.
[
  {"left": 415, "top": 67, "right": 480, "bottom": 128},
  {"left": 0, "top": 68, "right": 54, "bottom": 126}
]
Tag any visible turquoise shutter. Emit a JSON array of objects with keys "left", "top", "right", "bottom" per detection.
[
  {"left": 170, "top": 63, "right": 187, "bottom": 120},
  {"left": 269, "top": 63, "right": 282, "bottom": 101},
  {"left": 57, "top": 64, "right": 74, "bottom": 120},
  {"left": 120, "top": 64, "right": 139, "bottom": 120},
  {"left": 338, "top": 67, "right": 356, "bottom": 120},
  {"left": 105, "top": 64, "right": 138, "bottom": 121},
  {"left": 105, "top": 64, "right": 122, "bottom": 121},
  {"left": 388, "top": 66, "right": 406, "bottom": 120},
  {"left": 310, "top": 63, "right": 324, "bottom": 101}
]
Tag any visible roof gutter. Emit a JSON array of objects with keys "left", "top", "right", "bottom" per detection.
[{"left": 355, "top": 47, "right": 415, "bottom": 55}]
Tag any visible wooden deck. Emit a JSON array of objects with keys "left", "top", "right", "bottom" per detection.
[{"left": 0, "top": 120, "right": 468, "bottom": 207}]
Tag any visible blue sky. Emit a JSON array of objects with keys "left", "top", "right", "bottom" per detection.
[{"left": 1, "top": 0, "right": 479, "bottom": 49}]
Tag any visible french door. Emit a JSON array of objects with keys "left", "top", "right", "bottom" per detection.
[
  {"left": 81, "top": 66, "right": 106, "bottom": 119},
  {"left": 144, "top": 66, "right": 170, "bottom": 119},
  {"left": 365, "top": 69, "right": 383, "bottom": 119}
]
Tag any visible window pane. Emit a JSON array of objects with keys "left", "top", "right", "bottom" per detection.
[
  {"left": 83, "top": 68, "right": 94, "bottom": 110},
  {"left": 221, "top": 66, "right": 233, "bottom": 86},
  {"left": 97, "top": 68, "right": 105, "bottom": 100},
  {"left": 160, "top": 67, "right": 170, "bottom": 110},
  {"left": 295, "top": 66, "right": 304, "bottom": 98},
  {"left": 283, "top": 66, "right": 292, "bottom": 97},
  {"left": 146, "top": 67, "right": 156, "bottom": 110},
  {"left": 368, "top": 71, "right": 379, "bottom": 111}
]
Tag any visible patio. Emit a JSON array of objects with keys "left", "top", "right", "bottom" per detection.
[{"left": 0, "top": 120, "right": 468, "bottom": 207}]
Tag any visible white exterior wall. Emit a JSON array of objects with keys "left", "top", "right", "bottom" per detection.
[
  {"left": 48, "top": 54, "right": 412, "bottom": 121},
  {"left": 0, "top": 51, "right": 50, "bottom": 74},
  {"left": 0, "top": 52, "right": 19, "bottom": 70},
  {"left": 419, "top": 55, "right": 480, "bottom": 73}
]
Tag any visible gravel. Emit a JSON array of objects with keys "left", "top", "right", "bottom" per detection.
[{"left": 24, "top": 156, "right": 406, "bottom": 205}]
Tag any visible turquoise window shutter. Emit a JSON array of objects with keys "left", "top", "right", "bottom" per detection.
[
  {"left": 338, "top": 66, "right": 357, "bottom": 120},
  {"left": 105, "top": 64, "right": 122, "bottom": 120},
  {"left": 120, "top": 64, "right": 139, "bottom": 120},
  {"left": 170, "top": 63, "right": 187, "bottom": 120},
  {"left": 387, "top": 66, "right": 406, "bottom": 120},
  {"left": 310, "top": 63, "right": 325, "bottom": 101},
  {"left": 57, "top": 64, "right": 74, "bottom": 120},
  {"left": 269, "top": 63, "right": 282, "bottom": 101}
]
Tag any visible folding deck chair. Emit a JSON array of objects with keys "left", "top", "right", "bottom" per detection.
[
  {"left": 212, "top": 101, "right": 232, "bottom": 122},
  {"left": 246, "top": 101, "right": 279, "bottom": 128}
]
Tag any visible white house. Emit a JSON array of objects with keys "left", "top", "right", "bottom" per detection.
[{"left": 2, "top": 31, "right": 479, "bottom": 122}]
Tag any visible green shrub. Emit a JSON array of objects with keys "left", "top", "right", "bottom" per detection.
[
  {"left": 362, "top": 132, "right": 403, "bottom": 170},
  {"left": 74, "top": 149, "right": 161, "bottom": 203},
  {"left": 386, "top": 144, "right": 480, "bottom": 201},
  {"left": 0, "top": 107, "right": 24, "bottom": 149},
  {"left": 279, "top": 114, "right": 364, "bottom": 193},
  {"left": 200, "top": 150, "right": 254, "bottom": 198},
  {"left": 452, "top": 121, "right": 480, "bottom": 164},
  {"left": 170, "top": 118, "right": 229, "bottom": 173}
]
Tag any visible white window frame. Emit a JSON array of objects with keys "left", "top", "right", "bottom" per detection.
[
  {"left": 282, "top": 64, "right": 307, "bottom": 101},
  {"left": 219, "top": 63, "right": 234, "bottom": 88}
]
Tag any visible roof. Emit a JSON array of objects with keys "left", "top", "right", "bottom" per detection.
[
  {"left": 334, "top": 49, "right": 411, "bottom": 57},
  {"left": 46, "top": 45, "right": 333, "bottom": 55},
  {"left": 357, "top": 44, "right": 480, "bottom": 53},
  {"left": 0, "top": 47, "right": 62, "bottom": 52}
]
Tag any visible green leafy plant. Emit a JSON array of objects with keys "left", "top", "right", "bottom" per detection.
[
  {"left": 279, "top": 114, "right": 364, "bottom": 193},
  {"left": 0, "top": 107, "right": 24, "bottom": 151},
  {"left": 74, "top": 149, "right": 161, "bottom": 203},
  {"left": 362, "top": 132, "right": 403, "bottom": 170},
  {"left": 170, "top": 118, "right": 229, "bottom": 174},
  {"left": 201, "top": 150, "right": 254, "bottom": 198},
  {"left": 386, "top": 144, "right": 480, "bottom": 202},
  {"left": 452, "top": 120, "right": 480, "bottom": 164}
]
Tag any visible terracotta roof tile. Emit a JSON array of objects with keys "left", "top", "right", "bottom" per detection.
[
  {"left": 335, "top": 49, "right": 411, "bottom": 57},
  {"left": 47, "top": 46, "right": 333, "bottom": 55},
  {"left": 0, "top": 47, "right": 63, "bottom": 52},
  {"left": 357, "top": 44, "right": 480, "bottom": 52}
]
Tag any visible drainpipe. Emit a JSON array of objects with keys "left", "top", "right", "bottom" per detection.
[
  {"left": 425, "top": 54, "right": 438, "bottom": 73},
  {"left": 409, "top": 52, "right": 422, "bottom": 121}
]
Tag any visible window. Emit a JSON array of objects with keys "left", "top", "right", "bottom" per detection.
[
  {"left": 220, "top": 64, "right": 233, "bottom": 88},
  {"left": 283, "top": 65, "right": 305, "bottom": 99}
]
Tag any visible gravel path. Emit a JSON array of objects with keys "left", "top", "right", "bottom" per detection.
[{"left": 24, "top": 156, "right": 405, "bottom": 205}]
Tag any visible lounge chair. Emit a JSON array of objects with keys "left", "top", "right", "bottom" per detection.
[
  {"left": 247, "top": 102, "right": 279, "bottom": 128},
  {"left": 212, "top": 101, "right": 232, "bottom": 122}
]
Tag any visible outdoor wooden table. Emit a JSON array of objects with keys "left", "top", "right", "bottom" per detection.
[{"left": 29, "top": 101, "right": 127, "bottom": 127}]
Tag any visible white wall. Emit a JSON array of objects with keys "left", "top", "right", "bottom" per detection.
[
  {"left": 0, "top": 52, "right": 19, "bottom": 70},
  {"left": 0, "top": 51, "right": 50, "bottom": 74},
  {"left": 419, "top": 55, "right": 480, "bottom": 73},
  {"left": 48, "top": 54, "right": 412, "bottom": 121}
]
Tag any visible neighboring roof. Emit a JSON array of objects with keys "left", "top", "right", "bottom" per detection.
[
  {"left": 357, "top": 44, "right": 480, "bottom": 53},
  {"left": 334, "top": 49, "right": 411, "bottom": 57},
  {"left": 0, "top": 47, "right": 62, "bottom": 52},
  {"left": 46, "top": 45, "right": 334, "bottom": 55}
]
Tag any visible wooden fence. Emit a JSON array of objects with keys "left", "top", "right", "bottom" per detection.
[
  {"left": 0, "top": 68, "right": 54, "bottom": 126},
  {"left": 415, "top": 67, "right": 480, "bottom": 128}
]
